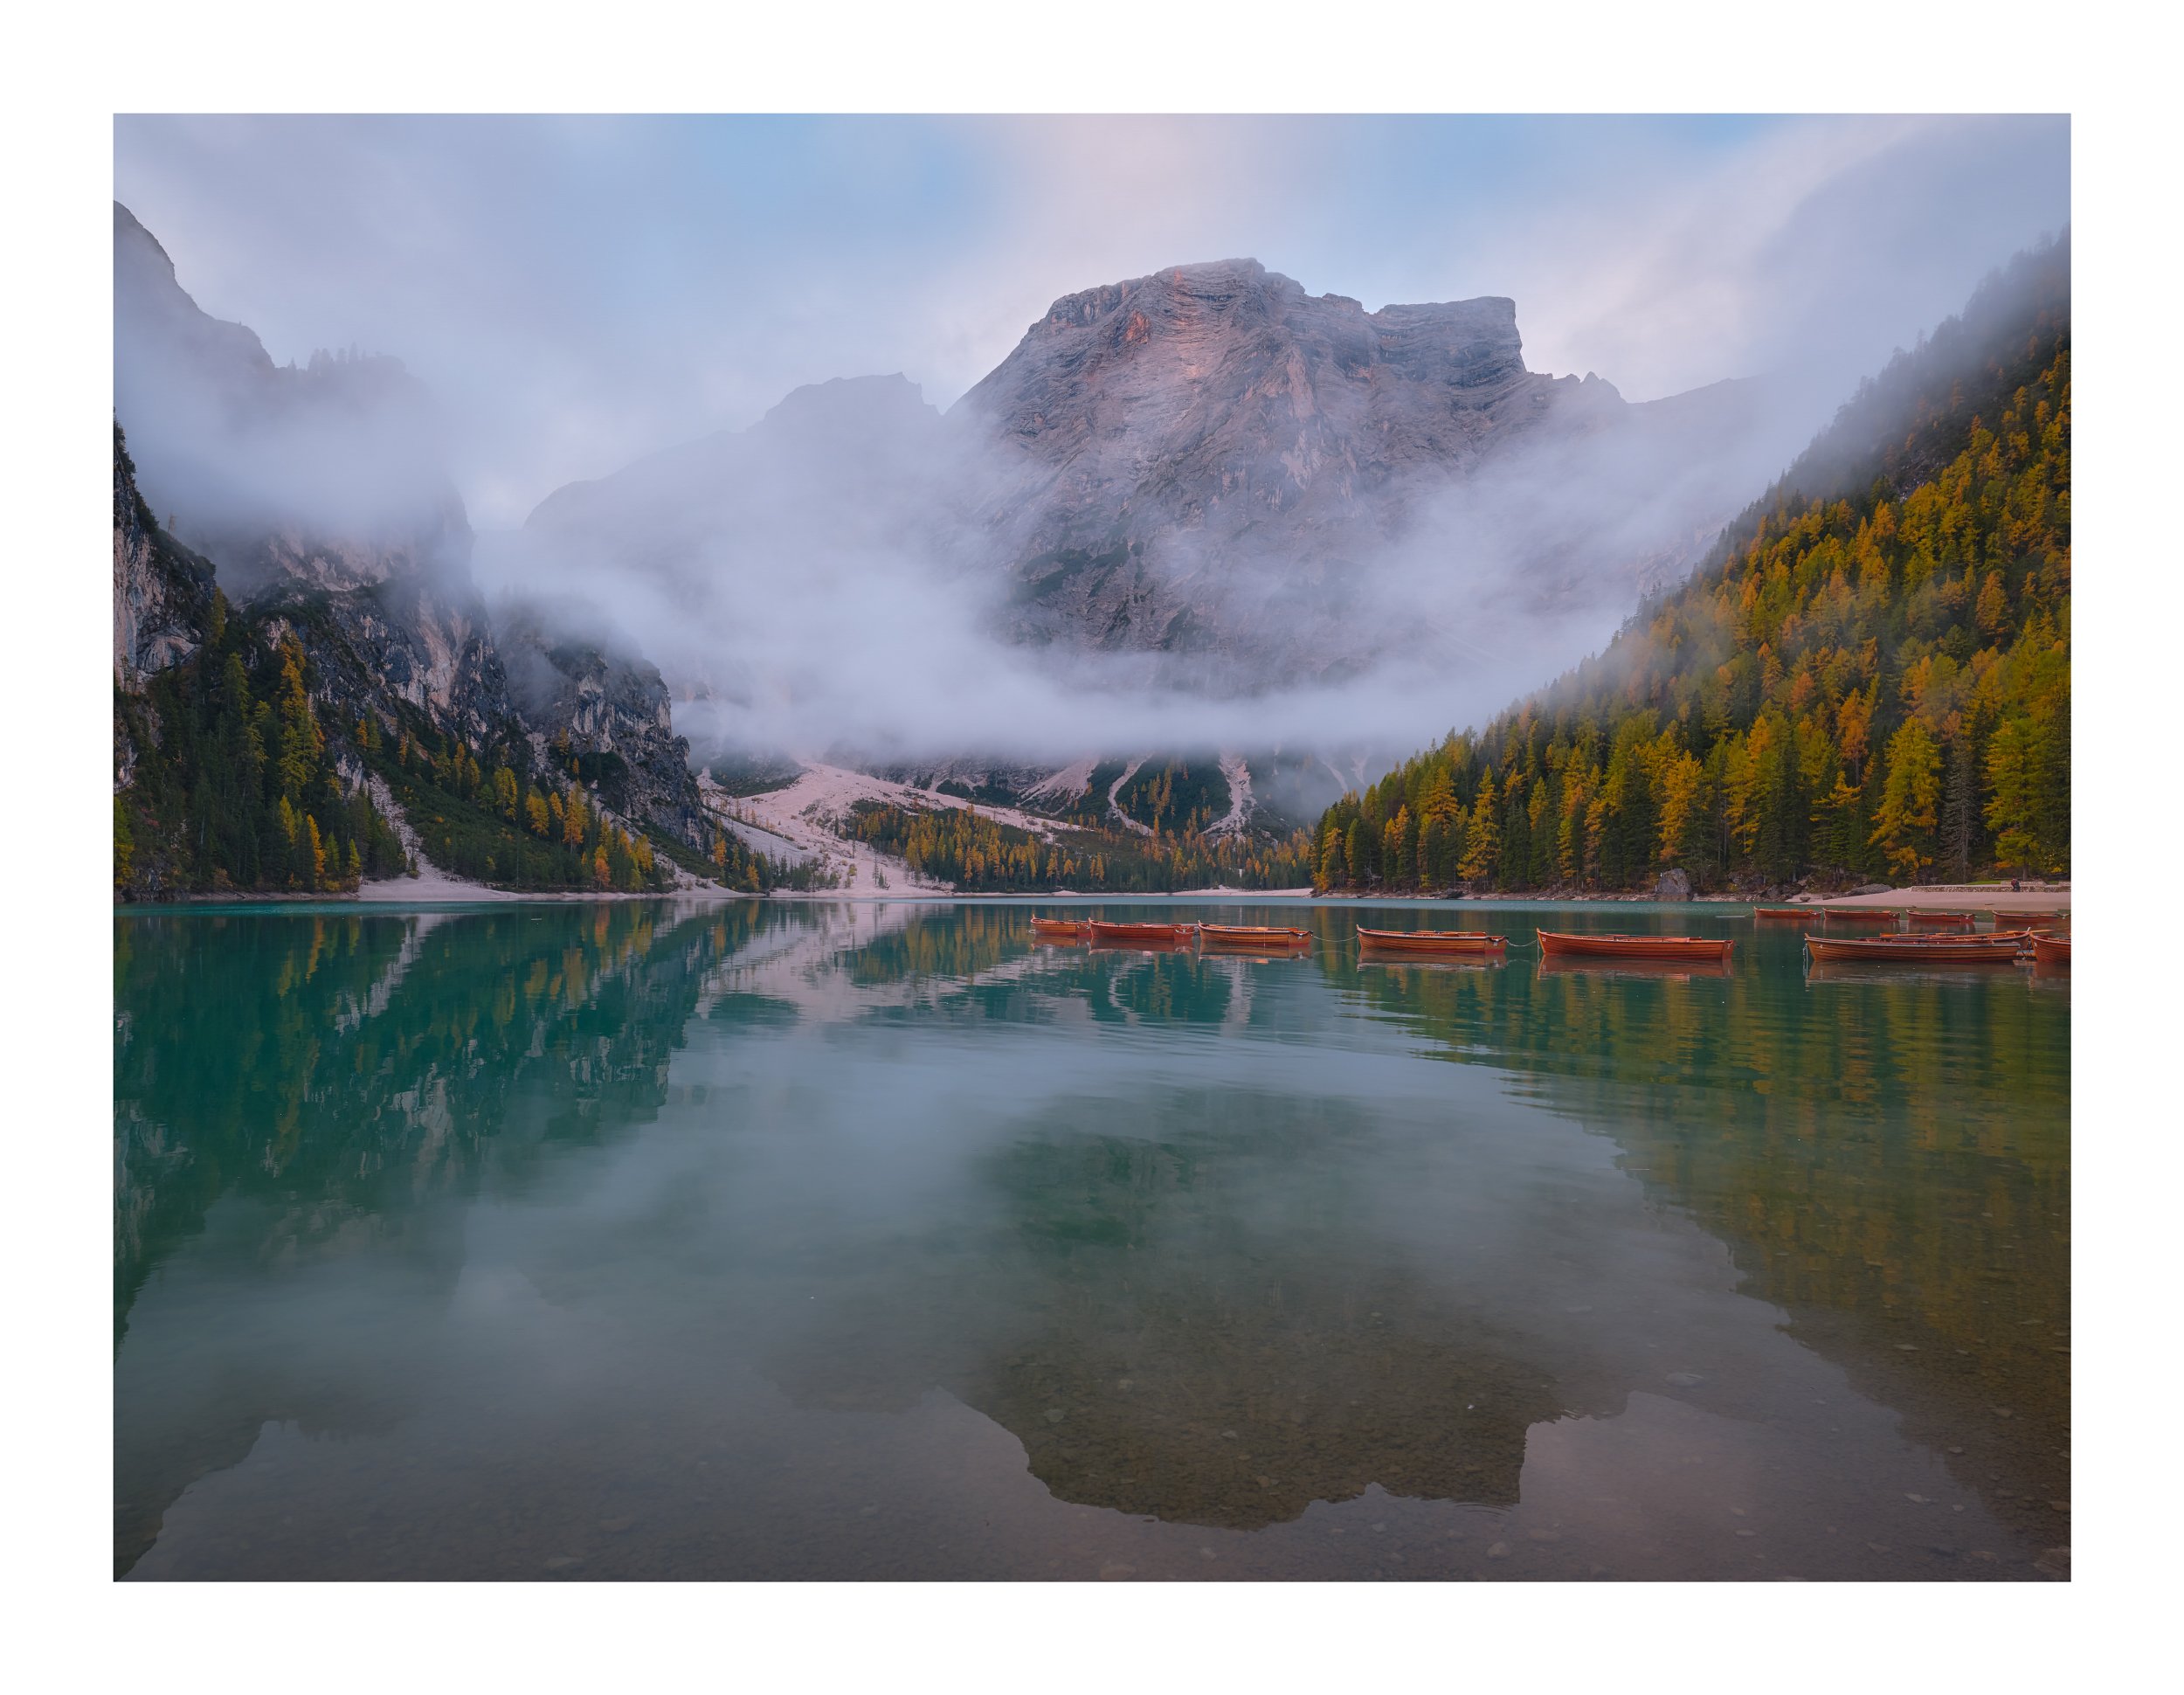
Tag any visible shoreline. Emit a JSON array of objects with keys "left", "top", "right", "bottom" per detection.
[
  {"left": 1317, "top": 885, "right": 2070, "bottom": 910},
  {"left": 118, "top": 881, "right": 2070, "bottom": 914},
  {"left": 117, "top": 880, "right": 755, "bottom": 911}
]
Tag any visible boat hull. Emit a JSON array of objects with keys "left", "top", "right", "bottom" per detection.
[
  {"left": 1805, "top": 933, "right": 2026, "bottom": 963},
  {"left": 1088, "top": 921, "right": 1198, "bottom": 946},
  {"left": 2029, "top": 933, "right": 2071, "bottom": 965},
  {"left": 1356, "top": 927, "right": 1508, "bottom": 954},
  {"left": 1535, "top": 931, "right": 1732, "bottom": 962},
  {"left": 1199, "top": 924, "right": 1310, "bottom": 950}
]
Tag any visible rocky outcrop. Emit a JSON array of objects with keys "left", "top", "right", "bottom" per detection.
[
  {"left": 951, "top": 258, "right": 1765, "bottom": 673},
  {"left": 250, "top": 571, "right": 515, "bottom": 750},
  {"left": 957, "top": 259, "right": 1570, "bottom": 577},
  {"left": 112, "top": 424, "right": 213, "bottom": 690},
  {"left": 496, "top": 601, "right": 708, "bottom": 846}
]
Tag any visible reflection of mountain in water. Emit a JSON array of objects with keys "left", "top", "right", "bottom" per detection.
[
  {"left": 114, "top": 903, "right": 2070, "bottom": 1574},
  {"left": 752, "top": 1084, "right": 1628, "bottom": 1529},
  {"left": 736, "top": 910, "right": 2068, "bottom": 1539}
]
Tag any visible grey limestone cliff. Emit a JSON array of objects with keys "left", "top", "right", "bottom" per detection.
[{"left": 495, "top": 601, "right": 708, "bottom": 845}]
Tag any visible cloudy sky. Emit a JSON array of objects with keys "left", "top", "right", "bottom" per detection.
[{"left": 114, "top": 114, "right": 2069, "bottom": 528}]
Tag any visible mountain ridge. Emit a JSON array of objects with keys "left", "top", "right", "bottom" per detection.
[{"left": 111, "top": 201, "right": 793, "bottom": 898}]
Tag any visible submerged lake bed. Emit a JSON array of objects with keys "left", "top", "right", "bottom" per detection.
[{"left": 114, "top": 898, "right": 2070, "bottom": 1581}]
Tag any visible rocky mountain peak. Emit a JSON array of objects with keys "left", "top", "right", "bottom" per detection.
[
  {"left": 971, "top": 259, "right": 1533, "bottom": 433},
  {"left": 947, "top": 259, "right": 1628, "bottom": 665}
]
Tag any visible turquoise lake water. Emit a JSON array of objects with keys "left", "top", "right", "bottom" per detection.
[{"left": 114, "top": 898, "right": 2070, "bottom": 1580}]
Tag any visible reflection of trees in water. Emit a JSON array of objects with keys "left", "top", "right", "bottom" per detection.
[
  {"left": 111, "top": 900, "right": 755, "bottom": 1575},
  {"left": 845, "top": 905, "right": 1020, "bottom": 986},
  {"left": 764, "top": 1105, "right": 1620, "bottom": 1531},
  {"left": 113, "top": 903, "right": 2071, "bottom": 1567},
  {"left": 1336, "top": 944, "right": 2071, "bottom": 1540},
  {"left": 750, "top": 910, "right": 2066, "bottom": 1534}
]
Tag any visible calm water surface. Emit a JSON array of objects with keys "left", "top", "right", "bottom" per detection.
[{"left": 114, "top": 899, "right": 2070, "bottom": 1580}]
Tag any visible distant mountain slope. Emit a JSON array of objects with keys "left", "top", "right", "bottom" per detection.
[
  {"left": 112, "top": 203, "right": 789, "bottom": 896},
  {"left": 956, "top": 258, "right": 1786, "bottom": 672},
  {"left": 1313, "top": 232, "right": 2070, "bottom": 894},
  {"left": 511, "top": 257, "right": 1805, "bottom": 844},
  {"left": 519, "top": 259, "right": 1800, "bottom": 708}
]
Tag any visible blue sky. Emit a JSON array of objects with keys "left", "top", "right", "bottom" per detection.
[{"left": 114, "top": 114, "right": 2068, "bottom": 527}]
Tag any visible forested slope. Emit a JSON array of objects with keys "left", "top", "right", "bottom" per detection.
[{"left": 1315, "top": 234, "right": 2070, "bottom": 895}]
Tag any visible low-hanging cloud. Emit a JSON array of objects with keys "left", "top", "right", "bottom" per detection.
[
  {"left": 114, "top": 115, "right": 2069, "bottom": 796},
  {"left": 477, "top": 355, "right": 1814, "bottom": 779}
]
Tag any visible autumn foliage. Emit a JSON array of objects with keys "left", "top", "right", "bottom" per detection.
[{"left": 1316, "top": 236, "right": 2070, "bottom": 894}]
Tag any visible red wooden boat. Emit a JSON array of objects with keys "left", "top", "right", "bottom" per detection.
[
  {"left": 1199, "top": 923, "right": 1310, "bottom": 950},
  {"left": 2029, "top": 932, "right": 2071, "bottom": 965},
  {"left": 1905, "top": 909, "right": 1980, "bottom": 927},
  {"left": 1805, "top": 931, "right": 2025, "bottom": 963},
  {"left": 1031, "top": 917, "right": 1089, "bottom": 940},
  {"left": 1357, "top": 926, "right": 1509, "bottom": 955},
  {"left": 1752, "top": 906, "right": 1813, "bottom": 920},
  {"left": 1087, "top": 919, "right": 1198, "bottom": 946},
  {"left": 1536, "top": 931, "right": 1733, "bottom": 963},
  {"left": 1990, "top": 909, "right": 2066, "bottom": 925}
]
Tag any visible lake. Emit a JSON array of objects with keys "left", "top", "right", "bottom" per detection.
[{"left": 114, "top": 898, "right": 2070, "bottom": 1580}]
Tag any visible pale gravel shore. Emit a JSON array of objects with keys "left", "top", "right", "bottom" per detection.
[
  {"left": 768, "top": 885, "right": 1318, "bottom": 904},
  {"left": 356, "top": 872, "right": 527, "bottom": 903},
  {"left": 354, "top": 874, "right": 743, "bottom": 905},
  {"left": 1780, "top": 887, "right": 2070, "bottom": 911}
]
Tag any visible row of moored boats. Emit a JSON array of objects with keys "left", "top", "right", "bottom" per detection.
[
  {"left": 1032, "top": 920, "right": 1731, "bottom": 962},
  {"left": 1031, "top": 908, "right": 2070, "bottom": 967},
  {"left": 1755, "top": 903, "right": 2070, "bottom": 965}
]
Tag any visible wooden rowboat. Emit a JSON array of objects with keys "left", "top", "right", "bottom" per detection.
[
  {"left": 1990, "top": 909, "right": 2067, "bottom": 924},
  {"left": 1905, "top": 910, "right": 1980, "bottom": 926},
  {"left": 1752, "top": 906, "right": 1813, "bottom": 920},
  {"left": 1357, "top": 926, "right": 1509, "bottom": 955},
  {"left": 1821, "top": 905, "right": 1901, "bottom": 922},
  {"left": 1805, "top": 932, "right": 2025, "bottom": 963},
  {"left": 1536, "top": 931, "right": 1733, "bottom": 962},
  {"left": 1087, "top": 919, "right": 1198, "bottom": 946},
  {"left": 2029, "top": 932, "right": 2071, "bottom": 965},
  {"left": 1031, "top": 917, "right": 1089, "bottom": 940},
  {"left": 1199, "top": 924, "right": 1310, "bottom": 950}
]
